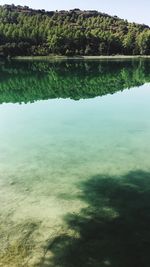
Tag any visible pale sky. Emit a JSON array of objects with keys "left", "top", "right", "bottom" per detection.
[{"left": 0, "top": 0, "right": 150, "bottom": 26}]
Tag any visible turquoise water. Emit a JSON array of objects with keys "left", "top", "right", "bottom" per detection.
[{"left": 0, "top": 60, "right": 150, "bottom": 267}]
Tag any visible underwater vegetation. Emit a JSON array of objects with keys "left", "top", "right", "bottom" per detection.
[
  {"left": 1, "top": 170, "right": 150, "bottom": 266},
  {"left": 42, "top": 170, "right": 150, "bottom": 267},
  {"left": 0, "top": 59, "right": 150, "bottom": 103},
  {"left": 0, "top": 220, "right": 40, "bottom": 267}
]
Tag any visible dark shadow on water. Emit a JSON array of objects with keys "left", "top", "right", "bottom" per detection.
[{"left": 44, "top": 170, "right": 150, "bottom": 267}]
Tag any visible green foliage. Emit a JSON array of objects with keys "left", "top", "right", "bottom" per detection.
[
  {"left": 137, "top": 30, "right": 150, "bottom": 55},
  {"left": 0, "top": 5, "right": 150, "bottom": 56}
]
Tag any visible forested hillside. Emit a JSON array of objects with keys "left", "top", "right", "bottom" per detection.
[{"left": 0, "top": 4, "right": 150, "bottom": 57}]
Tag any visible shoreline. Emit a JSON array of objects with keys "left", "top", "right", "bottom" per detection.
[{"left": 12, "top": 55, "right": 150, "bottom": 61}]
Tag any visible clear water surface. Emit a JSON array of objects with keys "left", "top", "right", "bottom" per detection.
[{"left": 0, "top": 59, "right": 150, "bottom": 267}]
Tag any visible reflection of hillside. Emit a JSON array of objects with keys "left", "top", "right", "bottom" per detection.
[{"left": 0, "top": 60, "right": 150, "bottom": 104}]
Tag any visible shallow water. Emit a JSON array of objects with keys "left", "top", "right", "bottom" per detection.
[{"left": 0, "top": 59, "right": 150, "bottom": 267}]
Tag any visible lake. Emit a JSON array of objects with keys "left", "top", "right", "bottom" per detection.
[{"left": 0, "top": 59, "right": 150, "bottom": 267}]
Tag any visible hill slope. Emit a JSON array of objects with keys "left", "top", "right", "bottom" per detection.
[{"left": 0, "top": 4, "right": 150, "bottom": 57}]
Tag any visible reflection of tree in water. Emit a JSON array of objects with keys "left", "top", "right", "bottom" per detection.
[
  {"left": 44, "top": 170, "right": 150, "bottom": 267},
  {"left": 0, "top": 60, "right": 150, "bottom": 103}
]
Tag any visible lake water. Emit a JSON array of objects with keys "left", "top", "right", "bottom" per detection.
[{"left": 0, "top": 59, "right": 150, "bottom": 267}]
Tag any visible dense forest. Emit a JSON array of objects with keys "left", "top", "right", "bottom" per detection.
[
  {"left": 0, "top": 59, "right": 150, "bottom": 103},
  {"left": 0, "top": 4, "right": 150, "bottom": 57}
]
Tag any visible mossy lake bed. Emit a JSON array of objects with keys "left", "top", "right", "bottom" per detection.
[{"left": 0, "top": 59, "right": 150, "bottom": 267}]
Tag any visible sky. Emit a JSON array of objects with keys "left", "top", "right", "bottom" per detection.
[{"left": 0, "top": 0, "right": 150, "bottom": 26}]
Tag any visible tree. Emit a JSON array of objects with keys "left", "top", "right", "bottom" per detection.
[
  {"left": 137, "top": 30, "right": 150, "bottom": 55},
  {"left": 0, "top": 4, "right": 150, "bottom": 57}
]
